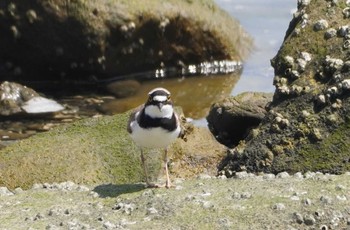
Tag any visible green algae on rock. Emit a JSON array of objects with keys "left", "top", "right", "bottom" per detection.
[
  {"left": 218, "top": 0, "right": 350, "bottom": 175},
  {"left": 0, "top": 113, "right": 144, "bottom": 189}
]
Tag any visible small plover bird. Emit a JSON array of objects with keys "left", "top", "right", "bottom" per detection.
[{"left": 127, "top": 87, "right": 181, "bottom": 188}]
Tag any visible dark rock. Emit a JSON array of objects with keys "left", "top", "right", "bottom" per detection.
[
  {"left": 207, "top": 92, "right": 273, "bottom": 147},
  {"left": 0, "top": 0, "right": 252, "bottom": 83},
  {"left": 219, "top": 0, "right": 350, "bottom": 175}
]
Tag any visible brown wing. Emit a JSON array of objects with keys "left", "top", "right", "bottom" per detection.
[{"left": 127, "top": 104, "right": 144, "bottom": 134}]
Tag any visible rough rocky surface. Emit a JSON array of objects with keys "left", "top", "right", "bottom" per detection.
[
  {"left": 219, "top": 0, "right": 350, "bottom": 175},
  {"left": 1, "top": 172, "right": 350, "bottom": 229},
  {"left": 207, "top": 92, "right": 273, "bottom": 147},
  {"left": 0, "top": 0, "right": 252, "bottom": 82}
]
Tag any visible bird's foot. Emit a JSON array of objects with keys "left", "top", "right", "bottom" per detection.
[
  {"left": 145, "top": 182, "right": 174, "bottom": 189},
  {"left": 165, "top": 181, "right": 173, "bottom": 189}
]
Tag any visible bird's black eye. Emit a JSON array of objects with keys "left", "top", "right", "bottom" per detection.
[{"left": 167, "top": 95, "right": 171, "bottom": 100}]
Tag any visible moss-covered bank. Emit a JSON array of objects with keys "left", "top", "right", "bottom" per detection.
[{"left": 0, "top": 113, "right": 144, "bottom": 189}]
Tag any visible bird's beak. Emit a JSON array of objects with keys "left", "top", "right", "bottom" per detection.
[{"left": 158, "top": 103, "right": 164, "bottom": 110}]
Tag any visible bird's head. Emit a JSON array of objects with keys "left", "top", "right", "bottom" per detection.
[{"left": 144, "top": 87, "right": 174, "bottom": 118}]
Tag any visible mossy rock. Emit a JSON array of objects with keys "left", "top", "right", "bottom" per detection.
[
  {"left": 0, "top": 0, "right": 252, "bottom": 82},
  {"left": 272, "top": 117, "right": 350, "bottom": 173},
  {"left": 0, "top": 113, "right": 145, "bottom": 189},
  {"left": 219, "top": 0, "right": 350, "bottom": 175}
]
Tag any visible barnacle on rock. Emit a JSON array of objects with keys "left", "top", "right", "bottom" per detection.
[
  {"left": 337, "top": 25, "right": 349, "bottom": 37},
  {"left": 331, "top": 99, "right": 342, "bottom": 109},
  {"left": 313, "top": 19, "right": 329, "bottom": 31},
  {"left": 283, "top": 56, "right": 295, "bottom": 67},
  {"left": 316, "top": 94, "right": 326, "bottom": 104},
  {"left": 298, "top": 0, "right": 311, "bottom": 8},
  {"left": 324, "top": 28, "right": 337, "bottom": 39},
  {"left": 26, "top": 9, "right": 37, "bottom": 23},
  {"left": 343, "top": 7, "right": 350, "bottom": 18},
  {"left": 341, "top": 79, "right": 350, "bottom": 90},
  {"left": 311, "top": 128, "right": 322, "bottom": 141},
  {"left": 324, "top": 56, "right": 344, "bottom": 76},
  {"left": 343, "top": 40, "right": 350, "bottom": 49}
]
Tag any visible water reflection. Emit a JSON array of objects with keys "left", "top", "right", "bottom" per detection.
[
  {"left": 215, "top": 0, "right": 296, "bottom": 95},
  {"left": 100, "top": 72, "right": 241, "bottom": 119}
]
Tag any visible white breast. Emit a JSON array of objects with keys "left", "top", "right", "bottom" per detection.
[{"left": 129, "top": 118, "right": 181, "bottom": 149}]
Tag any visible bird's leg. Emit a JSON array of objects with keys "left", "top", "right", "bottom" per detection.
[
  {"left": 163, "top": 148, "right": 172, "bottom": 188},
  {"left": 141, "top": 149, "right": 161, "bottom": 188},
  {"left": 140, "top": 149, "right": 152, "bottom": 187}
]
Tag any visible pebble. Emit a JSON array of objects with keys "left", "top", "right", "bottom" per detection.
[
  {"left": 33, "top": 213, "right": 45, "bottom": 221},
  {"left": 48, "top": 207, "right": 63, "bottom": 217},
  {"left": 113, "top": 202, "right": 135, "bottom": 215},
  {"left": 304, "top": 171, "right": 316, "bottom": 179},
  {"left": 232, "top": 192, "right": 252, "bottom": 200},
  {"left": 240, "top": 192, "right": 252, "bottom": 199},
  {"left": 272, "top": 203, "right": 286, "bottom": 211},
  {"left": 293, "top": 172, "right": 304, "bottom": 179},
  {"left": 292, "top": 212, "right": 304, "bottom": 224},
  {"left": 45, "top": 224, "right": 60, "bottom": 230},
  {"left": 76, "top": 185, "right": 90, "bottom": 192},
  {"left": 232, "top": 192, "right": 241, "bottom": 199},
  {"left": 0, "top": 187, "right": 14, "bottom": 196},
  {"left": 276, "top": 172, "right": 290, "bottom": 179},
  {"left": 320, "top": 195, "right": 333, "bottom": 205},
  {"left": 103, "top": 221, "right": 116, "bottom": 229},
  {"left": 88, "top": 191, "right": 99, "bottom": 198},
  {"left": 303, "top": 198, "right": 312, "bottom": 205},
  {"left": 263, "top": 173, "right": 276, "bottom": 180},
  {"left": 335, "top": 184, "right": 346, "bottom": 190},
  {"left": 146, "top": 207, "right": 158, "bottom": 215},
  {"left": 217, "top": 174, "right": 227, "bottom": 180},
  {"left": 197, "top": 174, "right": 212, "bottom": 179},
  {"left": 201, "top": 201, "right": 214, "bottom": 209},
  {"left": 142, "top": 189, "right": 155, "bottom": 197},
  {"left": 235, "top": 171, "right": 249, "bottom": 179},
  {"left": 314, "top": 210, "right": 325, "bottom": 219},
  {"left": 303, "top": 214, "right": 316, "bottom": 225},
  {"left": 13, "top": 187, "right": 24, "bottom": 194},
  {"left": 336, "top": 195, "right": 347, "bottom": 201},
  {"left": 32, "top": 183, "right": 44, "bottom": 189}
]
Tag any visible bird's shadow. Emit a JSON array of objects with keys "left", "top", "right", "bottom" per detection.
[{"left": 93, "top": 183, "right": 146, "bottom": 198}]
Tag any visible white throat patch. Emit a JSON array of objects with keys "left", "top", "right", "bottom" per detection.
[{"left": 145, "top": 104, "right": 173, "bottom": 118}]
